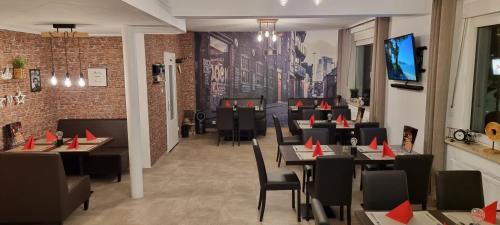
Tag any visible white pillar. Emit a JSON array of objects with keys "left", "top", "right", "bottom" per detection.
[{"left": 121, "top": 26, "right": 151, "bottom": 199}]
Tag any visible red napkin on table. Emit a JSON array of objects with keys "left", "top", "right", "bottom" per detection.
[
  {"left": 304, "top": 137, "right": 313, "bottom": 149},
  {"left": 320, "top": 101, "right": 326, "bottom": 109},
  {"left": 23, "top": 136, "right": 35, "bottom": 150},
  {"left": 312, "top": 140, "right": 324, "bottom": 157},
  {"left": 246, "top": 101, "right": 254, "bottom": 107},
  {"left": 369, "top": 137, "right": 378, "bottom": 150},
  {"left": 385, "top": 200, "right": 413, "bottom": 224},
  {"left": 382, "top": 141, "right": 396, "bottom": 157},
  {"left": 224, "top": 100, "right": 231, "bottom": 108},
  {"left": 343, "top": 117, "right": 350, "bottom": 128},
  {"left": 295, "top": 100, "right": 303, "bottom": 107},
  {"left": 309, "top": 115, "right": 315, "bottom": 126},
  {"left": 336, "top": 114, "right": 342, "bottom": 123},
  {"left": 86, "top": 129, "right": 97, "bottom": 141},
  {"left": 67, "top": 135, "right": 79, "bottom": 150},
  {"left": 325, "top": 103, "right": 331, "bottom": 109},
  {"left": 46, "top": 130, "right": 57, "bottom": 143},
  {"left": 483, "top": 201, "right": 497, "bottom": 224}
]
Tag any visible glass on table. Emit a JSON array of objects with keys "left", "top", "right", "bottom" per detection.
[{"left": 470, "top": 208, "right": 485, "bottom": 225}]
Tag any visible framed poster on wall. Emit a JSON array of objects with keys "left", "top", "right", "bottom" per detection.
[{"left": 88, "top": 68, "right": 107, "bottom": 87}]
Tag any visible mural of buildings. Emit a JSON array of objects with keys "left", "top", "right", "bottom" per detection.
[{"left": 195, "top": 31, "right": 338, "bottom": 125}]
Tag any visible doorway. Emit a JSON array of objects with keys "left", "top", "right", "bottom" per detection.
[{"left": 164, "top": 52, "right": 179, "bottom": 152}]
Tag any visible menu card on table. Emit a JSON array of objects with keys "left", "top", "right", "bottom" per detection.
[{"left": 365, "top": 211, "right": 443, "bottom": 225}]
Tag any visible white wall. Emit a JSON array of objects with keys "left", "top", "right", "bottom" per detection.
[{"left": 384, "top": 15, "right": 431, "bottom": 154}]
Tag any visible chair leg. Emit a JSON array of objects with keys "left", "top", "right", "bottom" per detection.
[
  {"left": 276, "top": 146, "right": 280, "bottom": 162},
  {"left": 347, "top": 204, "right": 352, "bottom": 225},
  {"left": 305, "top": 189, "right": 310, "bottom": 221},
  {"left": 302, "top": 169, "right": 306, "bottom": 192},
  {"left": 278, "top": 154, "right": 282, "bottom": 167},
  {"left": 117, "top": 173, "right": 121, "bottom": 182},
  {"left": 292, "top": 190, "right": 295, "bottom": 209},
  {"left": 238, "top": 130, "right": 240, "bottom": 146},
  {"left": 232, "top": 130, "right": 235, "bottom": 147},
  {"left": 297, "top": 188, "right": 301, "bottom": 222},
  {"left": 340, "top": 205, "right": 344, "bottom": 221},
  {"left": 83, "top": 200, "right": 89, "bottom": 210},
  {"left": 217, "top": 133, "right": 221, "bottom": 146},
  {"left": 259, "top": 190, "right": 267, "bottom": 222},
  {"left": 258, "top": 189, "right": 263, "bottom": 210},
  {"left": 422, "top": 199, "right": 427, "bottom": 210}
]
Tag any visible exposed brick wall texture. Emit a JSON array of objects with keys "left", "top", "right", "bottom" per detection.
[{"left": 0, "top": 29, "right": 195, "bottom": 165}]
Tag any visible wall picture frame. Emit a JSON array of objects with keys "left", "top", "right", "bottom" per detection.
[
  {"left": 88, "top": 68, "right": 107, "bottom": 87},
  {"left": 29, "top": 69, "right": 41, "bottom": 92}
]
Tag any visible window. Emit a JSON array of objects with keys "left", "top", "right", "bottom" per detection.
[
  {"left": 353, "top": 44, "right": 373, "bottom": 105},
  {"left": 255, "top": 62, "right": 264, "bottom": 85},
  {"left": 471, "top": 24, "right": 500, "bottom": 133},
  {"left": 241, "top": 55, "right": 250, "bottom": 84}
]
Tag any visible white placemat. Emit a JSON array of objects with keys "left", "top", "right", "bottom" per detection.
[
  {"left": 362, "top": 152, "right": 396, "bottom": 160},
  {"left": 443, "top": 212, "right": 500, "bottom": 225},
  {"left": 8, "top": 145, "right": 53, "bottom": 152},
  {"left": 34, "top": 138, "right": 70, "bottom": 145},
  {"left": 365, "top": 211, "right": 443, "bottom": 225},
  {"left": 296, "top": 151, "right": 336, "bottom": 160},
  {"left": 51, "top": 144, "right": 97, "bottom": 152},
  {"left": 293, "top": 145, "right": 333, "bottom": 152},
  {"left": 358, "top": 145, "right": 404, "bottom": 153},
  {"left": 76, "top": 137, "right": 109, "bottom": 144}
]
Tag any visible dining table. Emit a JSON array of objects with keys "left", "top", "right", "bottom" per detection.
[
  {"left": 293, "top": 120, "right": 356, "bottom": 130},
  {"left": 355, "top": 210, "right": 500, "bottom": 225},
  {"left": 8, "top": 137, "right": 113, "bottom": 175}
]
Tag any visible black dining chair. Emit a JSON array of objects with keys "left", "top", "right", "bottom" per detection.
[
  {"left": 306, "top": 156, "right": 354, "bottom": 225},
  {"left": 312, "top": 122, "right": 337, "bottom": 144},
  {"left": 237, "top": 108, "right": 256, "bottom": 146},
  {"left": 252, "top": 139, "right": 301, "bottom": 222},
  {"left": 353, "top": 122, "right": 380, "bottom": 142},
  {"left": 332, "top": 107, "right": 351, "bottom": 120},
  {"left": 300, "top": 107, "right": 322, "bottom": 120},
  {"left": 436, "top": 170, "right": 485, "bottom": 211},
  {"left": 394, "top": 154, "right": 434, "bottom": 210},
  {"left": 362, "top": 170, "right": 409, "bottom": 210},
  {"left": 359, "top": 127, "right": 389, "bottom": 189},
  {"left": 216, "top": 107, "right": 235, "bottom": 146},
  {"left": 312, "top": 198, "right": 330, "bottom": 225},
  {"left": 301, "top": 128, "right": 330, "bottom": 192},
  {"left": 273, "top": 115, "right": 301, "bottom": 167}
]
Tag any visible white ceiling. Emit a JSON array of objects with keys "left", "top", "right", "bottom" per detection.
[{"left": 0, "top": 0, "right": 180, "bottom": 35}]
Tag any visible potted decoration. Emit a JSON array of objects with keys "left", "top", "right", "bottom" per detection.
[
  {"left": 350, "top": 88, "right": 359, "bottom": 99},
  {"left": 12, "top": 57, "right": 27, "bottom": 79}
]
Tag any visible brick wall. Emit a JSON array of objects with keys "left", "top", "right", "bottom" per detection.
[{"left": 0, "top": 29, "right": 196, "bottom": 165}]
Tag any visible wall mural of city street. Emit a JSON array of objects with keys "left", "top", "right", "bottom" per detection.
[{"left": 195, "top": 30, "right": 339, "bottom": 126}]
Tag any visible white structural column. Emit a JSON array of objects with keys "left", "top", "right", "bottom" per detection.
[{"left": 121, "top": 26, "right": 152, "bottom": 199}]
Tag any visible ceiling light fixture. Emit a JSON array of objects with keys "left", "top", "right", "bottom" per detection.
[
  {"left": 314, "top": 0, "right": 322, "bottom": 6},
  {"left": 256, "top": 19, "right": 279, "bottom": 43},
  {"left": 63, "top": 32, "right": 72, "bottom": 88},
  {"left": 49, "top": 34, "right": 58, "bottom": 86},
  {"left": 279, "top": 0, "right": 288, "bottom": 6},
  {"left": 77, "top": 37, "right": 85, "bottom": 87}
]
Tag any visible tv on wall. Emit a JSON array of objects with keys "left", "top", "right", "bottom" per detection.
[{"left": 384, "top": 33, "right": 418, "bottom": 82}]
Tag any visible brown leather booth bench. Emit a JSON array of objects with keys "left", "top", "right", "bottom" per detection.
[{"left": 57, "top": 119, "right": 129, "bottom": 182}]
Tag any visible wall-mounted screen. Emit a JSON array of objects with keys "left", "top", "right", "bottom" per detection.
[{"left": 384, "top": 33, "right": 418, "bottom": 82}]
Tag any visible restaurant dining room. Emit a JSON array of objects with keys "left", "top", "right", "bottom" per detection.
[{"left": 0, "top": 0, "right": 499, "bottom": 225}]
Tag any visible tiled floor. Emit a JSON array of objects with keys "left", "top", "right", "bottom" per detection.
[{"left": 66, "top": 128, "right": 366, "bottom": 225}]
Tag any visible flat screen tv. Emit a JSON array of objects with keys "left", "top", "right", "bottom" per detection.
[{"left": 384, "top": 33, "right": 418, "bottom": 81}]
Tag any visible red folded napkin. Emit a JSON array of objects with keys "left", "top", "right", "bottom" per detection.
[
  {"left": 23, "top": 136, "right": 35, "bottom": 150},
  {"left": 336, "top": 114, "right": 342, "bottom": 123},
  {"left": 383, "top": 141, "right": 396, "bottom": 157},
  {"left": 67, "top": 135, "right": 79, "bottom": 150},
  {"left": 46, "top": 130, "right": 57, "bottom": 143},
  {"left": 343, "top": 117, "right": 349, "bottom": 128},
  {"left": 246, "top": 101, "right": 254, "bottom": 107},
  {"left": 224, "top": 100, "right": 231, "bottom": 108},
  {"left": 304, "top": 137, "right": 313, "bottom": 149},
  {"left": 483, "top": 201, "right": 497, "bottom": 224},
  {"left": 325, "top": 103, "right": 331, "bottom": 109},
  {"left": 295, "top": 100, "right": 303, "bottom": 107},
  {"left": 309, "top": 115, "right": 315, "bottom": 126},
  {"left": 385, "top": 200, "right": 413, "bottom": 224},
  {"left": 86, "top": 129, "right": 97, "bottom": 141},
  {"left": 312, "top": 140, "right": 324, "bottom": 157},
  {"left": 369, "top": 137, "right": 378, "bottom": 150},
  {"left": 320, "top": 101, "right": 326, "bottom": 109}
]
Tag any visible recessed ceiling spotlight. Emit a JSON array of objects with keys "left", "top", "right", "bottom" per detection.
[
  {"left": 280, "top": 0, "right": 288, "bottom": 6},
  {"left": 314, "top": 0, "right": 322, "bottom": 6}
]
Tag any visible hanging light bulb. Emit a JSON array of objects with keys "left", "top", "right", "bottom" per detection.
[
  {"left": 279, "top": 0, "right": 288, "bottom": 6},
  {"left": 314, "top": 0, "right": 322, "bottom": 6},
  {"left": 257, "top": 31, "right": 263, "bottom": 42},
  {"left": 78, "top": 72, "right": 85, "bottom": 87},
  {"left": 272, "top": 32, "right": 277, "bottom": 42},
  {"left": 50, "top": 71, "right": 58, "bottom": 86},
  {"left": 64, "top": 73, "right": 72, "bottom": 87},
  {"left": 264, "top": 30, "right": 270, "bottom": 38}
]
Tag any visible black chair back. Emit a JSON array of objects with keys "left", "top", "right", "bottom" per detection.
[
  {"left": 332, "top": 108, "right": 351, "bottom": 120},
  {"left": 300, "top": 107, "right": 322, "bottom": 120},
  {"left": 238, "top": 108, "right": 256, "bottom": 130},
  {"left": 252, "top": 139, "right": 268, "bottom": 187},
  {"left": 302, "top": 128, "right": 330, "bottom": 145},
  {"left": 436, "top": 170, "right": 485, "bottom": 210},
  {"left": 354, "top": 122, "right": 380, "bottom": 141},
  {"left": 216, "top": 107, "right": 234, "bottom": 131},
  {"left": 314, "top": 155, "right": 354, "bottom": 206},
  {"left": 359, "top": 128, "right": 387, "bottom": 145},
  {"left": 363, "top": 170, "right": 409, "bottom": 210},
  {"left": 272, "top": 114, "right": 284, "bottom": 144},
  {"left": 394, "top": 155, "right": 434, "bottom": 207},
  {"left": 312, "top": 122, "right": 337, "bottom": 144}
]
